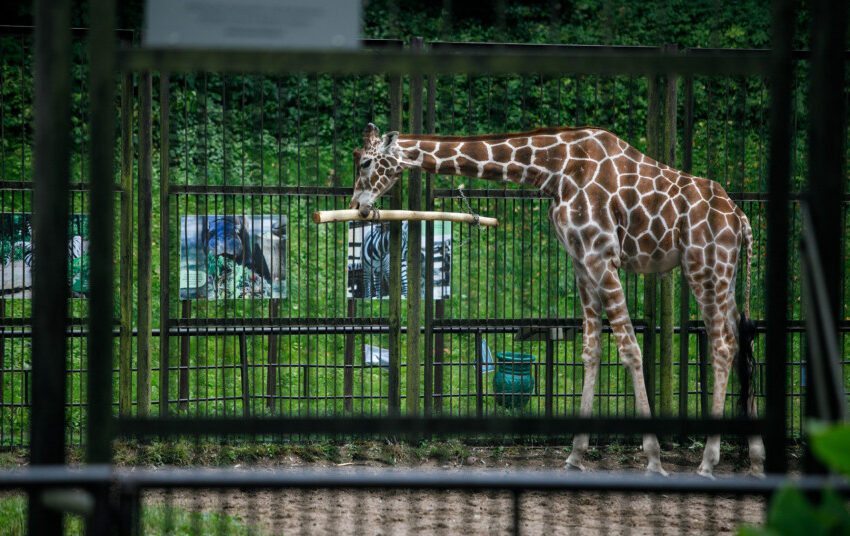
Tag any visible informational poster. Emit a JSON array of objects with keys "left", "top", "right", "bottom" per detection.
[
  {"left": 144, "top": 0, "right": 361, "bottom": 50},
  {"left": 180, "top": 215, "right": 287, "bottom": 299},
  {"left": 346, "top": 221, "right": 452, "bottom": 300},
  {"left": 0, "top": 213, "right": 89, "bottom": 298}
]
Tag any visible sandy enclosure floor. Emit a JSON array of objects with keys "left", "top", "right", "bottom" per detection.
[{"left": 142, "top": 445, "right": 768, "bottom": 535}]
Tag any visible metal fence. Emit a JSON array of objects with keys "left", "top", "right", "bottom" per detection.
[
  {"left": 10, "top": 0, "right": 850, "bottom": 533},
  {"left": 0, "top": 28, "right": 848, "bottom": 447},
  {"left": 9, "top": 466, "right": 850, "bottom": 535}
]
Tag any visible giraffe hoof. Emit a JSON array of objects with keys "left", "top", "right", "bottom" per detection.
[
  {"left": 565, "top": 460, "right": 585, "bottom": 472},
  {"left": 747, "top": 467, "right": 766, "bottom": 479},
  {"left": 646, "top": 465, "right": 669, "bottom": 477},
  {"left": 696, "top": 469, "right": 716, "bottom": 480}
]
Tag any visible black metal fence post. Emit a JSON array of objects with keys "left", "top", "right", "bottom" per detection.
[
  {"left": 765, "top": 0, "right": 794, "bottom": 475},
  {"left": 30, "top": 0, "right": 72, "bottom": 532},
  {"left": 179, "top": 300, "right": 190, "bottom": 410},
  {"left": 804, "top": 0, "right": 847, "bottom": 471}
]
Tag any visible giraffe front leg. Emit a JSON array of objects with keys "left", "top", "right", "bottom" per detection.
[
  {"left": 596, "top": 265, "right": 667, "bottom": 476},
  {"left": 566, "top": 271, "right": 602, "bottom": 471}
]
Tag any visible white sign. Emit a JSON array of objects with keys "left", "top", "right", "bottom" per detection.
[{"left": 144, "top": 0, "right": 361, "bottom": 50}]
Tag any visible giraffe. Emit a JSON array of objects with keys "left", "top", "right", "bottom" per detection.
[{"left": 349, "top": 123, "right": 764, "bottom": 477}]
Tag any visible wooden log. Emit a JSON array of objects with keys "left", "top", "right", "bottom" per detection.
[{"left": 311, "top": 209, "right": 498, "bottom": 227}]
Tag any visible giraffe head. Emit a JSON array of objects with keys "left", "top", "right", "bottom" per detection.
[{"left": 349, "top": 123, "right": 406, "bottom": 217}]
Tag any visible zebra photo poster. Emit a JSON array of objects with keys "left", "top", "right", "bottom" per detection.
[
  {"left": 346, "top": 220, "right": 452, "bottom": 300},
  {"left": 179, "top": 215, "right": 287, "bottom": 299},
  {"left": 0, "top": 213, "right": 89, "bottom": 298}
]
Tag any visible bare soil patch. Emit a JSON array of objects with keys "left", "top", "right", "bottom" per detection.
[{"left": 142, "top": 442, "right": 775, "bottom": 535}]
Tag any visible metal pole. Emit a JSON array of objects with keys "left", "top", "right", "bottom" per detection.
[
  {"left": 388, "top": 73, "right": 403, "bottom": 414},
  {"left": 179, "top": 300, "right": 190, "bottom": 410},
  {"left": 423, "top": 72, "right": 436, "bottom": 415},
  {"left": 119, "top": 68, "right": 133, "bottom": 416},
  {"left": 678, "top": 75, "right": 694, "bottom": 425},
  {"left": 643, "top": 74, "right": 661, "bottom": 412},
  {"left": 159, "top": 73, "right": 170, "bottom": 416},
  {"left": 88, "top": 0, "right": 117, "bottom": 467},
  {"left": 659, "top": 44, "right": 678, "bottom": 417},
  {"left": 407, "top": 37, "right": 424, "bottom": 415},
  {"left": 30, "top": 0, "right": 71, "bottom": 532},
  {"left": 765, "top": 0, "right": 794, "bottom": 475},
  {"left": 137, "top": 71, "right": 153, "bottom": 417},
  {"left": 804, "top": 0, "right": 846, "bottom": 471}
]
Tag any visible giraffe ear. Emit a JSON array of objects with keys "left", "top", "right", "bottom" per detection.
[
  {"left": 381, "top": 131, "right": 399, "bottom": 152},
  {"left": 362, "top": 123, "right": 380, "bottom": 147},
  {"left": 353, "top": 148, "right": 362, "bottom": 166}
]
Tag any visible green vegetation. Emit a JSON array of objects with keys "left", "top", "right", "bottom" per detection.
[
  {"left": 0, "top": 1, "right": 846, "bottom": 448},
  {"left": 739, "top": 423, "right": 850, "bottom": 535},
  {"left": 0, "top": 495, "right": 260, "bottom": 536}
]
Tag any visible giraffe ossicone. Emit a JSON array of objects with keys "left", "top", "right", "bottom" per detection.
[{"left": 350, "top": 122, "right": 764, "bottom": 477}]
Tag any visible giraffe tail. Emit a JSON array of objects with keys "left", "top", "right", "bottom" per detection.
[{"left": 736, "top": 212, "right": 756, "bottom": 417}]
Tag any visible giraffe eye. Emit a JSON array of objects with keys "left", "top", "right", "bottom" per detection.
[{"left": 360, "top": 158, "right": 372, "bottom": 169}]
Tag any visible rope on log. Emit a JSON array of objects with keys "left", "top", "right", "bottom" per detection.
[{"left": 311, "top": 209, "right": 498, "bottom": 227}]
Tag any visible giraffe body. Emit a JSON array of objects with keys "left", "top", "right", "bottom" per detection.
[{"left": 350, "top": 123, "right": 764, "bottom": 477}]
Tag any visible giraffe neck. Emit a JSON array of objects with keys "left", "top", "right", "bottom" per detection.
[{"left": 396, "top": 133, "right": 555, "bottom": 190}]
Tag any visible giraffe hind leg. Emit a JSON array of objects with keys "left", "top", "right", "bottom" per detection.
[
  {"left": 687, "top": 269, "right": 739, "bottom": 477},
  {"left": 594, "top": 260, "right": 667, "bottom": 475},
  {"left": 565, "top": 268, "right": 603, "bottom": 471}
]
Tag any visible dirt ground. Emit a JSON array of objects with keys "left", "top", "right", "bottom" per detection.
[{"left": 142, "top": 442, "right": 774, "bottom": 535}]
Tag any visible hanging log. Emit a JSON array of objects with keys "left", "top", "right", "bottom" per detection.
[{"left": 311, "top": 209, "right": 498, "bottom": 227}]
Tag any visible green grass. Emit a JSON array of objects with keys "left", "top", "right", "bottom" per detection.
[{"left": 0, "top": 496, "right": 261, "bottom": 536}]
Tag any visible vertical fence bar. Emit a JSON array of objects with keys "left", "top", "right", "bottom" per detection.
[
  {"left": 698, "top": 331, "right": 710, "bottom": 417},
  {"left": 343, "top": 299, "right": 355, "bottom": 412},
  {"left": 545, "top": 337, "right": 554, "bottom": 418},
  {"left": 434, "top": 300, "right": 445, "bottom": 414},
  {"left": 159, "top": 73, "right": 170, "bottom": 416},
  {"left": 423, "top": 72, "right": 436, "bottom": 415},
  {"left": 406, "top": 36, "right": 424, "bottom": 415},
  {"left": 30, "top": 0, "right": 71, "bottom": 532},
  {"left": 137, "top": 71, "right": 153, "bottom": 417},
  {"left": 179, "top": 301, "right": 189, "bottom": 410},
  {"left": 239, "top": 333, "right": 249, "bottom": 418},
  {"left": 475, "top": 330, "right": 483, "bottom": 417},
  {"left": 678, "top": 74, "right": 694, "bottom": 425},
  {"left": 87, "top": 0, "right": 117, "bottom": 477},
  {"left": 643, "top": 75, "right": 661, "bottom": 411},
  {"left": 804, "top": 0, "right": 846, "bottom": 470},
  {"left": 0, "top": 301, "right": 4, "bottom": 409},
  {"left": 765, "top": 0, "right": 793, "bottom": 474},
  {"left": 267, "top": 298, "right": 279, "bottom": 410},
  {"left": 119, "top": 68, "right": 133, "bottom": 416},
  {"left": 659, "top": 44, "right": 678, "bottom": 416},
  {"left": 388, "top": 73, "right": 403, "bottom": 414}
]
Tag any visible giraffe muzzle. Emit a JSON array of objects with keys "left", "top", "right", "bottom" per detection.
[{"left": 358, "top": 204, "right": 372, "bottom": 218}]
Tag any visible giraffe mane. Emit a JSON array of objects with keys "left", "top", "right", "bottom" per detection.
[{"left": 398, "top": 126, "right": 617, "bottom": 142}]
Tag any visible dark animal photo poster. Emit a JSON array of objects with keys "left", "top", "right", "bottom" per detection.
[
  {"left": 0, "top": 213, "right": 89, "bottom": 298},
  {"left": 179, "top": 215, "right": 287, "bottom": 299}
]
